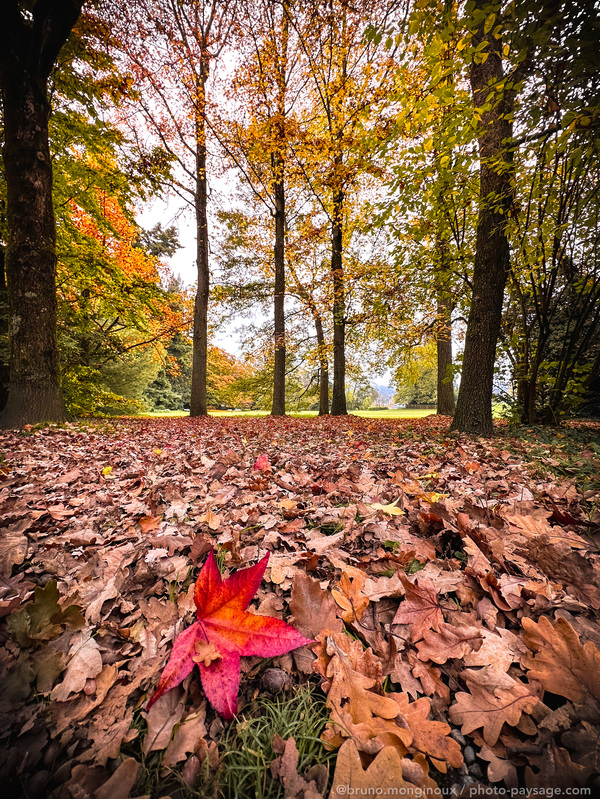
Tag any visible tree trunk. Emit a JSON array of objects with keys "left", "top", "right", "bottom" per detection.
[
  {"left": 330, "top": 186, "right": 347, "bottom": 416},
  {"left": 271, "top": 165, "right": 286, "bottom": 416},
  {"left": 190, "top": 62, "right": 209, "bottom": 417},
  {"left": 450, "top": 6, "right": 514, "bottom": 436},
  {"left": 0, "top": 2, "right": 84, "bottom": 428},
  {"left": 436, "top": 289, "right": 455, "bottom": 415},
  {"left": 314, "top": 310, "right": 329, "bottom": 415},
  {"left": 0, "top": 248, "right": 9, "bottom": 411},
  {"left": 434, "top": 237, "right": 455, "bottom": 415},
  {"left": 270, "top": 8, "right": 288, "bottom": 417}
]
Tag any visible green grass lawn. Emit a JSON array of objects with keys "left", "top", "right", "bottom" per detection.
[{"left": 140, "top": 407, "right": 437, "bottom": 419}]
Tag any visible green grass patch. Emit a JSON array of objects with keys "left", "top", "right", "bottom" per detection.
[
  {"left": 138, "top": 408, "right": 440, "bottom": 420},
  {"left": 218, "top": 687, "right": 333, "bottom": 799}
]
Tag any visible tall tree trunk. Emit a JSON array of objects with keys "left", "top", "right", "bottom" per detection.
[
  {"left": 330, "top": 185, "right": 347, "bottom": 416},
  {"left": 0, "top": 248, "right": 9, "bottom": 411},
  {"left": 0, "top": 1, "right": 83, "bottom": 428},
  {"left": 436, "top": 289, "right": 455, "bottom": 415},
  {"left": 271, "top": 165, "right": 286, "bottom": 415},
  {"left": 190, "top": 62, "right": 209, "bottom": 417},
  {"left": 270, "top": 7, "right": 288, "bottom": 417},
  {"left": 450, "top": 4, "right": 514, "bottom": 436},
  {"left": 314, "top": 310, "right": 329, "bottom": 415}
]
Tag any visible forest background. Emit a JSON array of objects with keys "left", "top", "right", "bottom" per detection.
[{"left": 0, "top": 0, "right": 599, "bottom": 433}]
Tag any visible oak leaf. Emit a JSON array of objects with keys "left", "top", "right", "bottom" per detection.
[
  {"left": 522, "top": 616, "right": 600, "bottom": 703},
  {"left": 415, "top": 621, "right": 483, "bottom": 664},
  {"left": 329, "top": 740, "right": 441, "bottom": 798},
  {"left": 392, "top": 574, "right": 443, "bottom": 642},
  {"left": 449, "top": 666, "right": 538, "bottom": 745},
  {"left": 147, "top": 550, "right": 312, "bottom": 719}
]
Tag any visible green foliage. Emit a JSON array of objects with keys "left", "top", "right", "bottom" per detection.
[
  {"left": 393, "top": 341, "right": 439, "bottom": 407},
  {"left": 144, "top": 333, "right": 193, "bottom": 411}
]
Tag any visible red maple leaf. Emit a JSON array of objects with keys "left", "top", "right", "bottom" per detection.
[{"left": 147, "top": 550, "right": 312, "bottom": 719}]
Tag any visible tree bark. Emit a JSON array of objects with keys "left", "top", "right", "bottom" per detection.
[
  {"left": 190, "top": 59, "right": 210, "bottom": 417},
  {"left": 450, "top": 4, "right": 514, "bottom": 436},
  {"left": 0, "top": 248, "right": 9, "bottom": 411},
  {"left": 436, "top": 288, "right": 455, "bottom": 415},
  {"left": 314, "top": 310, "right": 329, "bottom": 415},
  {"left": 0, "top": 1, "right": 83, "bottom": 428},
  {"left": 330, "top": 185, "right": 347, "bottom": 416},
  {"left": 270, "top": 7, "right": 288, "bottom": 417},
  {"left": 271, "top": 163, "right": 286, "bottom": 415}
]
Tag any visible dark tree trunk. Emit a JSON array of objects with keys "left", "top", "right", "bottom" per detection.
[
  {"left": 271, "top": 164, "right": 286, "bottom": 416},
  {"left": 330, "top": 186, "right": 347, "bottom": 416},
  {"left": 314, "top": 310, "right": 329, "bottom": 415},
  {"left": 450, "top": 5, "right": 514, "bottom": 436},
  {"left": 0, "top": 248, "right": 9, "bottom": 411},
  {"left": 436, "top": 289, "right": 455, "bottom": 416},
  {"left": 270, "top": 10, "right": 288, "bottom": 417},
  {"left": 190, "top": 63, "right": 209, "bottom": 417},
  {"left": 0, "top": 1, "right": 83, "bottom": 428}
]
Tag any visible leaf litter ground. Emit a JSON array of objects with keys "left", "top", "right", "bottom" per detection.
[{"left": 1, "top": 415, "right": 600, "bottom": 799}]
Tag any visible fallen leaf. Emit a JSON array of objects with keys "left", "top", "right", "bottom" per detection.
[
  {"left": 147, "top": 550, "right": 312, "bottom": 719},
  {"left": 329, "top": 739, "right": 440, "bottom": 798},
  {"left": 332, "top": 572, "right": 370, "bottom": 623},
  {"left": 522, "top": 616, "right": 600, "bottom": 703},
  {"left": 369, "top": 498, "right": 404, "bottom": 516},
  {"left": 392, "top": 574, "right": 443, "bottom": 642},
  {"left": 449, "top": 666, "right": 539, "bottom": 745},
  {"left": 50, "top": 633, "right": 103, "bottom": 702}
]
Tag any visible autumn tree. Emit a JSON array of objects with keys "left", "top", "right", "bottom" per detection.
[
  {"left": 449, "top": 0, "right": 517, "bottom": 435},
  {"left": 114, "top": 0, "right": 236, "bottom": 417},
  {"left": 500, "top": 0, "right": 600, "bottom": 423},
  {"left": 291, "top": 0, "right": 403, "bottom": 415},
  {"left": 214, "top": 0, "right": 302, "bottom": 416},
  {"left": 0, "top": 0, "right": 85, "bottom": 427}
]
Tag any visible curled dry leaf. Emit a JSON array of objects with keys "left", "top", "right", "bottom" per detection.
[
  {"left": 331, "top": 572, "right": 370, "bottom": 624},
  {"left": 522, "top": 616, "right": 600, "bottom": 703}
]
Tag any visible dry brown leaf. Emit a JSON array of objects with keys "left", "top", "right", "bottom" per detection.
[
  {"left": 0, "top": 529, "right": 29, "bottom": 576},
  {"left": 143, "top": 689, "right": 186, "bottom": 754},
  {"left": 270, "top": 737, "right": 326, "bottom": 798},
  {"left": 50, "top": 633, "right": 103, "bottom": 702},
  {"left": 332, "top": 572, "right": 369, "bottom": 624},
  {"left": 463, "top": 627, "right": 525, "bottom": 673},
  {"left": 522, "top": 616, "right": 600, "bottom": 702},
  {"left": 388, "top": 692, "right": 463, "bottom": 771},
  {"left": 392, "top": 574, "right": 443, "bottom": 642},
  {"left": 192, "top": 641, "right": 222, "bottom": 667},
  {"left": 415, "top": 622, "right": 483, "bottom": 664},
  {"left": 317, "top": 634, "right": 407, "bottom": 754},
  {"left": 478, "top": 744, "right": 518, "bottom": 788},
  {"left": 449, "top": 666, "right": 539, "bottom": 745},
  {"left": 562, "top": 721, "right": 600, "bottom": 771},
  {"left": 329, "top": 740, "right": 440, "bottom": 798},
  {"left": 94, "top": 757, "right": 139, "bottom": 799},
  {"left": 161, "top": 707, "right": 207, "bottom": 769},
  {"left": 525, "top": 743, "right": 592, "bottom": 789},
  {"left": 290, "top": 572, "right": 342, "bottom": 639}
]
